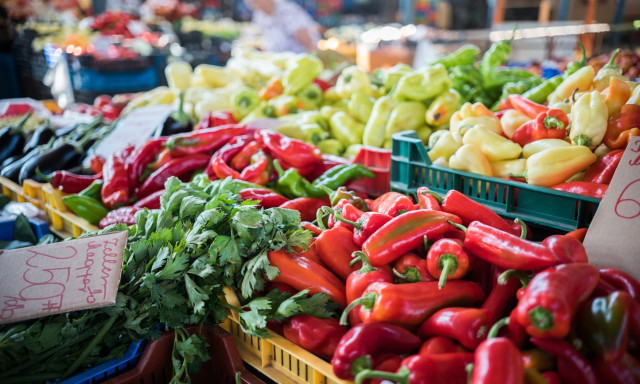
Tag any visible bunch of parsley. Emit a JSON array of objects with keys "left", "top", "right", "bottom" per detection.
[{"left": 0, "top": 175, "right": 337, "bottom": 384}]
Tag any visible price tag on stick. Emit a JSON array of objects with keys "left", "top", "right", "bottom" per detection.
[
  {"left": 0, "top": 231, "right": 127, "bottom": 324},
  {"left": 584, "top": 136, "right": 640, "bottom": 281}
]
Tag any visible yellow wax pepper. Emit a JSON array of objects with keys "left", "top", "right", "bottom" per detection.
[
  {"left": 449, "top": 144, "right": 494, "bottom": 177},
  {"left": 500, "top": 109, "right": 529, "bottom": 139},
  {"left": 427, "top": 131, "right": 461, "bottom": 162},
  {"left": 425, "top": 89, "right": 461, "bottom": 127},
  {"left": 165, "top": 61, "right": 193, "bottom": 91},
  {"left": 383, "top": 63, "right": 413, "bottom": 93},
  {"left": 570, "top": 91, "right": 608, "bottom": 149},
  {"left": 348, "top": 92, "right": 375, "bottom": 124},
  {"left": 192, "top": 64, "right": 235, "bottom": 88},
  {"left": 416, "top": 125, "right": 433, "bottom": 145},
  {"left": 363, "top": 96, "right": 397, "bottom": 147},
  {"left": 385, "top": 101, "right": 428, "bottom": 141},
  {"left": 323, "top": 87, "right": 342, "bottom": 104},
  {"left": 603, "top": 77, "right": 631, "bottom": 117},
  {"left": 283, "top": 54, "right": 323, "bottom": 95},
  {"left": 450, "top": 102, "right": 501, "bottom": 142},
  {"left": 627, "top": 84, "right": 640, "bottom": 105},
  {"left": 594, "top": 143, "right": 614, "bottom": 159},
  {"left": 392, "top": 64, "right": 450, "bottom": 102},
  {"left": 565, "top": 170, "right": 586, "bottom": 183},
  {"left": 593, "top": 49, "right": 627, "bottom": 91},
  {"left": 320, "top": 105, "right": 347, "bottom": 121},
  {"left": 548, "top": 65, "right": 595, "bottom": 105},
  {"left": 522, "top": 139, "right": 571, "bottom": 158},
  {"left": 547, "top": 100, "right": 571, "bottom": 114},
  {"left": 491, "top": 159, "right": 526, "bottom": 178},
  {"left": 462, "top": 125, "right": 523, "bottom": 162},
  {"left": 330, "top": 111, "right": 366, "bottom": 147},
  {"left": 517, "top": 146, "right": 597, "bottom": 187},
  {"left": 335, "top": 66, "right": 373, "bottom": 99}
]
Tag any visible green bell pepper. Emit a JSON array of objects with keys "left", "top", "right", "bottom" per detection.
[
  {"left": 232, "top": 86, "right": 261, "bottom": 121},
  {"left": 317, "top": 138, "right": 345, "bottom": 156},
  {"left": 62, "top": 194, "right": 110, "bottom": 225},
  {"left": 283, "top": 54, "right": 323, "bottom": 95},
  {"left": 348, "top": 92, "right": 375, "bottom": 124},
  {"left": 329, "top": 111, "right": 366, "bottom": 147},
  {"left": 362, "top": 96, "right": 397, "bottom": 147},
  {"left": 383, "top": 63, "right": 413, "bottom": 93},
  {"left": 384, "top": 101, "right": 428, "bottom": 141},
  {"left": 297, "top": 83, "right": 324, "bottom": 109},
  {"left": 392, "top": 64, "right": 450, "bottom": 101},
  {"left": 335, "top": 66, "right": 373, "bottom": 99}
]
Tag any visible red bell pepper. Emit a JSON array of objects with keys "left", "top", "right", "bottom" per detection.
[
  {"left": 481, "top": 268, "right": 522, "bottom": 324},
  {"left": 541, "top": 234, "right": 588, "bottom": 264},
  {"left": 50, "top": 171, "right": 102, "bottom": 194},
  {"left": 342, "top": 280, "right": 485, "bottom": 328},
  {"left": 135, "top": 154, "right": 211, "bottom": 199},
  {"left": 393, "top": 252, "right": 431, "bottom": 283},
  {"left": 98, "top": 206, "right": 141, "bottom": 229},
  {"left": 419, "top": 337, "right": 466, "bottom": 355},
  {"left": 416, "top": 187, "right": 441, "bottom": 211},
  {"left": 102, "top": 146, "right": 134, "bottom": 209},
  {"left": 515, "top": 263, "right": 599, "bottom": 338},
  {"left": 267, "top": 249, "right": 346, "bottom": 308},
  {"left": 330, "top": 207, "right": 392, "bottom": 247},
  {"left": 165, "top": 124, "right": 246, "bottom": 157},
  {"left": 238, "top": 188, "right": 289, "bottom": 208},
  {"left": 230, "top": 140, "right": 261, "bottom": 171},
  {"left": 255, "top": 129, "right": 322, "bottom": 171},
  {"left": 370, "top": 192, "right": 415, "bottom": 217},
  {"left": 344, "top": 252, "right": 393, "bottom": 327},
  {"left": 195, "top": 110, "right": 236, "bottom": 130},
  {"left": 440, "top": 190, "right": 520, "bottom": 236},
  {"left": 126, "top": 138, "right": 167, "bottom": 191},
  {"left": 599, "top": 268, "right": 640, "bottom": 302},
  {"left": 594, "top": 353, "right": 640, "bottom": 384},
  {"left": 511, "top": 109, "right": 568, "bottom": 146},
  {"left": 426, "top": 238, "right": 470, "bottom": 289},
  {"left": 212, "top": 133, "right": 253, "bottom": 163},
  {"left": 354, "top": 353, "right": 475, "bottom": 384},
  {"left": 551, "top": 181, "right": 608, "bottom": 198},
  {"left": 88, "top": 154, "right": 105, "bottom": 174},
  {"left": 604, "top": 104, "right": 640, "bottom": 149},
  {"left": 278, "top": 197, "right": 328, "bottom": 222},
  {"left": 462, "top": 221, "right": 556, "bottom": 271},
  {"left": 418, "top": 307, "right": 490, "bottom": 350},
  {"left": 508, "top": 94, "right": 548, "bottom": 118},
  {"left": 133, "top": 189, "right": 164, "bottom": 209},
  {"left": 331, "top": 322, "right": 421, "bottom": 380},
  {"left": 315, "top": 225, "right": 362, "bottom": 280},
  {"left": 238, "top": 152, "right": 270, "bottom": 185},
  {"left": 282, "top": 315, "right": 346, "bottom": 360},
  {"left": 584, "top": 149, "right": 624, "bottom": 185},
  {"left": 362, "top": 210, "right": 463, "bottom": 267},
  {"left": 530, "top": 337, "right": 599, "bottom": 384}
]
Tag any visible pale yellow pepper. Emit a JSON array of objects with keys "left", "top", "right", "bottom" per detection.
[
  {"left": 450, "top": 102, "right": 501, "bottom": 142},
  {"left": 491, "top": 159, "right": 526, "bottom": 178},
  {"left": 548, "top": 66, "right": 595, "bottom": 105},
  {"left": 500, "top": 109, "right": 529, "bottom": 139},
  {"left": 425, "top": 89, "right": 461, "bottom": 127},
  {"left": 627, "top": 84, "right": 640, "bottom": 105},
  {"left": 570, "top": 91, "right": 608, "bottom": 149},
  {"left": 522, "top": 139, "right": 571, "bottom": 158},
  {"left": 548, "top": 100, "right": 571, "bottom": 114},
  {"left": 565, "top": 170, "right": 586, "bottom": 183},
  {"left": 165, "top": 61, "right": 193, "bottom": 91},
  {"left": 522, "top": 146, "right": 597, "bottom": 187},
  {"left": 462, "top": 125, "right": 522, "bottom": 162},
  {"left": 416, "top": 125, "right": 433, "bottom": 145},
  {"left": 603, "top": 77, "right": 631, "bottom": 117},
  {"left": 427, "top": 131, "right": 461, "bottom": 162},
  {"left": 594, "top": 143, "right": 614, "bottom": 159},
  {"left": 449, "top": 144, "right": 494, "bottom": 177}
]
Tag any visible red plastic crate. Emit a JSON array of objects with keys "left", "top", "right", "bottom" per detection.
[{"left": 348, "top": 146, "right": 391, "bottom": 198}]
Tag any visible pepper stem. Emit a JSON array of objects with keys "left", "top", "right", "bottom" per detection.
[
  {"left": 515, "top": 218, "right": 527, "bottom": 239},
  {"left": 488, "top": 316, "right": 510, "bottom": 339},
  {"left": 446, "top": 219, "right": 467, "bottom": 233},
  {"left": 393, "top": 266, "right": 422, "bottom": 283},
  {"left": 340, "top": 291, "right": 377, "bottom": 326},
  {"left": 421, "top": 189, "right": 444, "bottom": 204},
  {"left": 35, "top": 168, "right": 52, "bottom": 183},
  {"left": 316, "top": 207, "right": 328, "bottom": 231},
  {"left": 529, "top": 306, "right": 554, "bottom": 332},
  {"left": 572, "top": 134, "right": 592, "bottom": 148},
  {"left": 355, "top": 366, "right": 410, "bottom": 384},
  {"left": 273, "top": 159, "right": 285, "bottom": 177},
  {"left": 577, "top": 42, "right": 587, "bottom": 66},
  {"left": 466, "top": 363, "right": 474, "bottom": 383},
  {"left": 437, "top": 253, "right": 459, "bottom": 289},
  {"left": 508, "top": 169, "right": 528, "bottom": 181},
  {"left": 12, "top": 112, "right": 33, "bottom": 134},
  {"left": 498, "top": 269, "right": 531, "bottom": 288},
  {"left": 543, "top": 116, "right": 564, "bottom": 130},
  {"left": 604, "top": 48, "right": 621, "bottom": 69},
  {"left": 351, "top": 251, "right": 376, "bottom": 272},
  {"left": 326, "top": 207, "right": 362, "bottom": 230}
]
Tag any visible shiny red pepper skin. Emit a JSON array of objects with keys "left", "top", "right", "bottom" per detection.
[
  {"left": 327, "top": 199, "right": 350, "bottom": 229},
  {"left": 481, "top": 268, "right": 521, "bottom": 325},
  {"left": 390, "top": 353, "right": 475, "bottom": 384},
  {"left": 230, "top": 140, "right": 261, "bottom": 171},
  {"left": 136, "top": 154, "right": 211, "bottom": 199},
  {"left": 440, "top": 190, "right": 520, "bottom": 236},
  {"left": 345, "top": 254, "right": 393, "bottom": 327},
  {"left": 419, "top": 337, "right": 467, "bottom": 355},
  {"left": 426, "top": 238, "right": 470, "bottom": 289},
  {"left": 209, "top": 156, "right": 241, "bottom": 180},
  {"left": 530, "top": 338, "right": 599, "bottom": 384},
  {"left": 351, "top": 212, "right": 393, "bottom": 247},
  {"left": 238, "top": 152, "right": 270, "bottom": 185},
  {"left": 363, "top": 210, "right": 462, "bottom": 267},
  {"left": 551, "top": 181, "right": 608, "bottom": 198},
  {"left": 371, "top": 192, "right": 415, "bottom": 217},
  {"left": 255, "top": 129, "right": 322, "bottom": 171},
  {"left": 515, "top": 263, "right": 599, "bottom": 338},
  {"left": 102, "top": 146, "right": 134, "bottom": 209},
  {"left": 541, "top": 371, "right": 563, "bottom": 384},
  {"left": 133, "top": 189, "right": 163, "bottom": 209},
  {"left": 508, "top": 94, "right": 549, "bottom": 118},
  {"left": 564, "top": 227, "right": 588, "bottom": 243},
  {"left": 315, "top": 226, "right": 362, "bottom": 280},
  {"left": 238, "top": 188, "right": 289, "bottom": 208},
  {"left": 331, "top": 322, "right": 421, "bottom": 380},
  {"left": 212, "top": 133, "right": 253, "bottom": 163},
  {"left": 594, "top": 353, "right": 640, "bottom": 384},
  {"left": 88, "top": 154, "right": 105, "bottom": 174},
  {"left": 418, "top": 308, "right": 490, "bottom": 350},
  {"left": 51, "top": 171, "right": 102, "bottom": 194},
  {"left": 584, "top": 149, "right": 624, "bottom": 185},
  {"left": 393, "top": 252, "right": 432, "bottom": 283},
  {"left": 337, "top": 203, "right": 365, "bottom": 230},
  {"left": 541, "top": 234, "right": 588, "bottom": 264},
  {"left": 165, "top": 124, "right": 246, "bottom": 157},
  {"left": 126, "top": 138, "right": 167, "bottom": 191},
  {"left": 511, "top": 109, "right": 568, "bottom": 146},
  {"left": 471, "top": 337, "right": 524, "bottom": 384},
  {"left": 599, "top": 268, "right": 640, "bottom": 302},
  {"left": 350, "top": 281, "right": 485, "bottom": 328},
  {"left": 369, "top": 354, "right": 403, "bottom": 384},
  {"left": 507, "top": 309, "right": 528, "bottom": 347},
  {"left": 99, "top": 206, "right": 141, "bottom": 229},
  {"left": 416, "top": 187, "right": 441, "bottom": 211},
  {"left": 282, "top": 315, "right": 346, "bottom": 360},
  {"left": 302, "top": 221, "right": 323, "bottom": 237},
  {"left": 463, "top": 221, "right": 556, "bottom": 271},
  {"left": 279, "top": 197, "right": 328, "bottom": 222},
  {"left": 195, "top": 110, "right": 237, "bottom": 129}
]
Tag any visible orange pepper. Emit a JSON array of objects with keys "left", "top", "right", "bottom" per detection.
[
  {"left": 603, "top": 104, "right": 640, "bottom": 149},
  {"left": 259, "top": 78, "right": 284, "bottom": 100},
  {"left": 604, "top": 77, "right": 631, "bottom": 117}
]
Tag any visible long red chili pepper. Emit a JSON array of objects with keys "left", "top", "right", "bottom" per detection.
[
  {"left": 541, "top": 234, "right": 588, "bottom": 264},
  {"left": 530, "top": 337, "right": 599, "bottom": 384},
  {"left": 480, "top": 268, "right": 522, "bottom": 325},
  {"left": 584, "top": 149, "right": 624, "bottom": 185},
  {"left": 212, "top": 133, "right": 253, "bottom": 163},
  {"left": 551, "top": 181, "right": 608, "bottom": 198},
  {"left": 50, "top": 171, "right": 102, "bottom": 194},
  {"left": 342, "top": 280, "right": 485, "bottom": 328},
  {"left": 599, "top": 268, "right": 640, "bottom": 302},
  {"left": 362, "top": 210, "right": 462, "bottom": 267},
  {"left": 133, "top": 189, "right": 164, "bottom": 209},
  {"left": 238, "top": 152, "right": 270, "bottom": 185},
  {"left": 88, "top": 154, "right": 105, "bottom": 174},
  {"left": 564, "top": 227, "right": 588, "bottom": 243},
  {"left": 165, "top": 124, "right": 245, "bottom": 156},
  {"left": 370, "top": 354, "right": 403, "bottom": 384},
  {"left": 238, "top": 188, "right": 289, "bottom": 208},
  {"left": 102, "top": 146, "right": 134, "bottom": 209},
  {"left": 126, "top": 138, "right": 167, "bottom": 190},
  {"left": 230, "top": 140, "right": 260, "bottom": 171},
  {"left": 418, "top": 307, "right": 490, "bottom": 350},
  {"left": 255, "top": 129, "right": 322, "bottom": 171},
  {"left": 508, "top": 94, "right": 548, "bottom": 118},
  {"left": 195, "top": 110, "right": 237, "bottom": 129},
  {"left": 354, "top": 353, "right": 474, "bottom": 384},
  {"left": 370, "top": 192, "right": 415, "bottom": 217},
  {"left": 515, "top": 263, "right": 599, "bottom": 338},
  {"left": 329, "top": 206, "right": 392, "bottom": 247},
  {"left": 315, "top": 225, "right": 362, "bottom": 280},
  {"left": 593, "top": 353, "right": 640, "bottom": 384},
  {"left": 135, "top": 154, "right": 211, "bottom": 199},
  {"left": 419, "top": 336, "right": 466, "bottom": 355},
  {"left": 209, "top": 156, "right": 241, "bottom": 180},
  {"left": 416, "top": 187, "right": 442, "bottom": 211},
  {"left": 331, "top": 322, "right": 421, "bottom": 380},
  {"left": 99, "top": 206, "right": 141, "bottom": 229},
  {"left": 439, "top": 190, "right": 521, "bottom": 236},
  {"left": 279, "top": 197, "right": 328, "bottom": 222},
  {"left": 344, "top": 252, "right": 393, "bottom": 327},
  {"left": 426, "top": 238, "right": 471, "bottom": 289}
]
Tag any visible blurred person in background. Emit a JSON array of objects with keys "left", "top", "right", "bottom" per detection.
[{"left": 244, "top": 0, "right": 320, "bottom": 53}]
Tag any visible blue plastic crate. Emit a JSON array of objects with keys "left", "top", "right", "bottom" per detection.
[
  {"left": 69, "top": 66, "right": 159, "bottom": 92},
  {"left": 0, "top": 216, "right": 50, "bottom": 241},
  {"left": 59, "top": 340, "right": 147, "bottom": 384}
]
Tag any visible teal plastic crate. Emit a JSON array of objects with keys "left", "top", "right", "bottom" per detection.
[{"left": 390, "top": 131, "right": 600, "bottom": 233}]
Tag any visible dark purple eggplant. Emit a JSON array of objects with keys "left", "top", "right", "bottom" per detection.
[
  {"left": 0, "top": 114, "right": 30, "bottom": 164},
  {"left": 1, "top": 148, "right": 43, "bottom": 182},
  {"left": 18, "top": 140, "right": 86, "bottom": 184},
  {"left": 23, "top": 121, "right": 55, "bottom": 154}
]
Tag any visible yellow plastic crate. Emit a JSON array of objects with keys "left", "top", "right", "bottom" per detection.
[
  {"left": 0, "top": 176, "right": 30, "bottom": 204},
  {"left": 42, "top": 183, "right": 98, "bottom": 238},
  {"left": 221, "top": 288, "right": 349, "bottom": 384}
]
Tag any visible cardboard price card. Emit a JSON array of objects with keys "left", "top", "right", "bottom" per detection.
[
  {"left": 584, "top": 136, "right": 640, "bottom": 281},
  {"left": 0, "top": 231, "right": 127, "bottom": 324}
]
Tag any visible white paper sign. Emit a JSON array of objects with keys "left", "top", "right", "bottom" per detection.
[
  {"left": 94, "top": 105, "right": 172, "bottom": 158},
  {"left": 0, "top": 231, "right": 127, "bottom": 324},
  {"left": 584, "top": 136, "right": 640, "bottom": 281}
]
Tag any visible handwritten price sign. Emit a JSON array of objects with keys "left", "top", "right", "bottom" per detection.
[
  {"left": 585, "top": 136, "right": 640, "bottom": 281},
  {"left": 0, "top": 231, "right": 127, "bottom": 324}
]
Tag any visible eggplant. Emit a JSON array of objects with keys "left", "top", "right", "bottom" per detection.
[
  {"left": 154, "top": 93, "right": 194, "bottom": 137},
  {"left": 1, "top": 154, "right": 25, "bottom": 169},
  {"left": 19, "top": 142, "right": 84, "bottom": 184},
  {"left": 0, "top": 114, "right": 30, "bottom": 164},
  {"left": 23, "top": 122, "right": 55, "bottom": 154},
  {"left": 1, "top": 146, "right": 50, "bottom": 182}
]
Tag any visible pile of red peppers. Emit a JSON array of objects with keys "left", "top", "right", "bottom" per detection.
[{"left": 263, "top": 187, "right": 640, "bottom": 384}]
